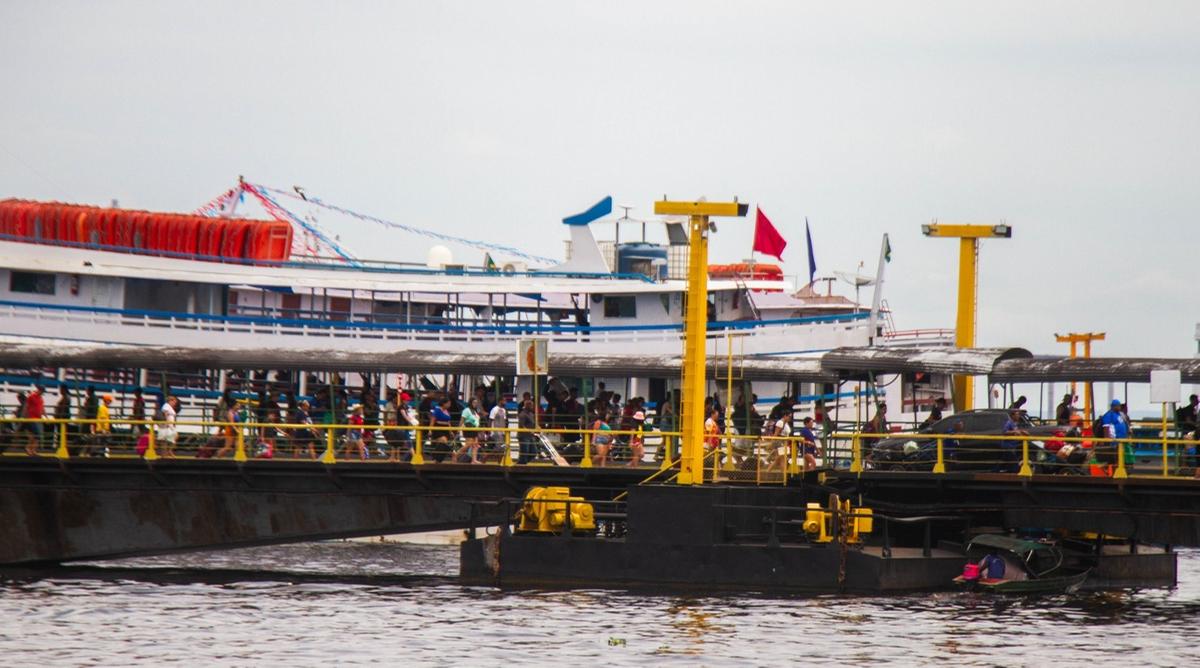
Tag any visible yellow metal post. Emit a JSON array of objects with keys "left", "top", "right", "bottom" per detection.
[
  {"left": 581, "top": 431, "right": 593, "bottom": 468},
  {"left": 500, "top": 430, "right": 511, "bottom": 467},
  {"left": 954, "top": 237, "right": 977, "bottom": 412},
  {"left": 850, "top": 435, "right": 863, "bottom": 473},
  {"left": 144, "top": 426, "right": 159, "bottom": 462},
  {"left": 932, "top": 436, "right": 946, "bottom": 474},
  {"left": 1162, "top": 403, "right": 1169, "bottom": 477},
  {"left": 789, "top": 438, "right": 800, "bottom": 475},
  {"left": 923, "top": 222, "right": 1011, "bottom": 412},
  {"left": 234, "top": 426, "right": 248, "bottom": 463},
  {"left": 1018, "top": 437, "right": 1032, "bottom": 477},
  {"left": 655, "top": 198, "right": 748, "bottom": 485},
  {"left": 55, "top": 420, "right": 70, "bottom": 459},
  {"left": 659, "top": 433, "right": 673, "bottom": 470},
  {"left": 1114, "top": 433, "right": 1128, "bottom": 479},
  {"left": 412, "top": 427, "right": 426, "bottom": 465},
  {"left": 320, "top": 426, "right": 337, "bottom": 464}
]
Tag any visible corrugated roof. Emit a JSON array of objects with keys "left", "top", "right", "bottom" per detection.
[
  {"left": 0, "top": 342, "right": 834, "bottom": 382},
  {"left": 991, "top": 356, "right": 1200, "bottom": 384},
  {"left": 820, "top": 346, "right": 1033, "bottom": 377}
]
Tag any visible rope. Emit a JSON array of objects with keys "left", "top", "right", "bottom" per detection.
[{"left": 249, "top": 182, "right": 555, "bottom": 265}]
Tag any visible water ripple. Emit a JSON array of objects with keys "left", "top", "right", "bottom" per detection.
[{"left": 0, "top": 544, "right": 1197, "bottom": 666}]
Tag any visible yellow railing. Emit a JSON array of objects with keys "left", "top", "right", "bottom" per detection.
[
  {"left": 4, "top": 417, "right": 1197, "bottom": 482},
  {"left": 832, "top": 429, "right": 1200, "bottom": 480}
]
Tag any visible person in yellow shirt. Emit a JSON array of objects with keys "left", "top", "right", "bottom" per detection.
[{"left": 88, "top": 394, "right": 112, "bottom": 457}]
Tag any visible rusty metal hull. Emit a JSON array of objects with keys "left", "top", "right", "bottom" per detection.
[{"left": 0, "top": 458, "right": 642, "bottom": 566}]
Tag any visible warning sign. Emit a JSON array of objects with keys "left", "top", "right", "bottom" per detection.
[{"left": 516, "top": 339, "right": 548, "bottom": 375}]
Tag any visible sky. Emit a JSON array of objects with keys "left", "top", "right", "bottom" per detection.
[{"left": 2, "top": 1, "right": 1199, "bottom": 377}]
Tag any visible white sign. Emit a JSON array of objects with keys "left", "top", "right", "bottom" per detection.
[
  {"left": 516, "top": 339, "right": 548, "bottom": 375},
  {"left": 1149, "top": 369, "right": 1181, "bottom": 404}
]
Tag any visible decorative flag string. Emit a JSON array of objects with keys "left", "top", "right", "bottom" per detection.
[
  {"left": 242, "top": 183, "right": 359, "bottom": 265},
  {"left": 193, "top": 187, "right": 243, "bottom": 218},
  {"left": 250, "top": 182, "right": 555, "bottom": 265}
]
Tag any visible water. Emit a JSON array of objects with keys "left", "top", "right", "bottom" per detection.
[{"left": 2, "top": 543, "right": 1199, "bottom": 666}]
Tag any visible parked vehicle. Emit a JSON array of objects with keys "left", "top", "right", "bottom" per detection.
[{"left": 866, "top": 409, "right": 1063, "bottom": 472}]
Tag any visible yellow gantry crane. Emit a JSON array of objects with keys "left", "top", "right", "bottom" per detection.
[
  {"left": 1055, "top": 332, "right": 1105, "bottom": 420},
  {"left": 921, "top": 222, "right": 1012, "bottom": 412},
  {"left": 654, "top": 198, "right": 748, "bottom": 485}
]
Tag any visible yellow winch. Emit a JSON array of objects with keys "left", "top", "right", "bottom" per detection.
[
  {"left": 516, "top": 486, "right": 596, "bottom": 534},
  {"left": 803, "top": 498, "right": 873, "bottom": 543}
]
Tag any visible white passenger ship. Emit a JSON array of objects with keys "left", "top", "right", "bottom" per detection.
[{"left": 0, "top": 184, "right": 953, "bottom": 420}]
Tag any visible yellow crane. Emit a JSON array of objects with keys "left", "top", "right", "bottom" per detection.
[
  {"left": 921, "top": 222, "right": 1012, "bottom": 412},
  {"left": 653, "top": 198, "right": 748, "bottom": 485},
  {"left": 1055, "top": 332, "right": 1105, "bottom": 420}
]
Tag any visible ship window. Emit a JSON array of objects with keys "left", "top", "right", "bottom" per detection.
[
  {"left": 10, "top": 271, "right": 56, "bottom": 295},
  {"left": 603, "top": 296, "right": 637, "bottom": 318}
]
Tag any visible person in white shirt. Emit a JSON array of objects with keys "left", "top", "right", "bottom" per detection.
[
  {"left": 488, "top": 402, "right": 509, "bottom": 457},
  {"left": 158, "top": 396, "right": 179, "bottom": 458}
]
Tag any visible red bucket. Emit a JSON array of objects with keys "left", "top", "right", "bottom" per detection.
[{"left": 962, "top": 563, "right": 980, "bottom": 580}]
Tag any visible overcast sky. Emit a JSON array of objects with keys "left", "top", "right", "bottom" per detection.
[{"left": 3, "top": 2, "right": 1198, "bottom": 372}]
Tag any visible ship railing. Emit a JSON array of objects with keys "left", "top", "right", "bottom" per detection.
[
  {"left": 0, "top": 299, "right": 867, "bottom": 349},
  {"left": 830, "top": 429, "right": 1200, "bottom": 480}
]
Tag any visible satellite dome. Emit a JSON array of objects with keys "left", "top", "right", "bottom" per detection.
[{"left": 426, "top": 245, "right": 453, "bottom": 268}]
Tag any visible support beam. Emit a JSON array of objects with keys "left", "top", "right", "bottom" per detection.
[
  {"left": 654, "top": 198, "right": 747, "bottom": 484},
  {"left": 923, "top": 222, "right": 1012, "bottom": 412}
]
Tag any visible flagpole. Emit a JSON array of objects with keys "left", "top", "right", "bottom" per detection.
[{"left": 867, "top": 233, "right": 889, "bottom": 346}]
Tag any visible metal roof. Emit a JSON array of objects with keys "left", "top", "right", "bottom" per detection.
[
  {"left": 0, "top": 342, "right": 834, "bottom": 382},
  {"left": 820, "top": 346, "right": 1033, "bottom": 378},
  {"left": 991, "top": 356, "right": 1200, "bottom": 384}
]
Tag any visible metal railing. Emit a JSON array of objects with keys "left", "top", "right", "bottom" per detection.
[
  {"left": 837, "top": 429, "right": 1200, "bottom": 480},
  {"left": 4, "top": 417, "right": 1198, "bottom": 483}
]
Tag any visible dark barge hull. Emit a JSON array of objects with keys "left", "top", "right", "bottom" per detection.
[{"left": 460, "top": 484, "right": 1177, "bottom": 593}]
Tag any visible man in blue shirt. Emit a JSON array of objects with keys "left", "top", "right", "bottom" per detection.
[
  {"left": 1100, "top": 398, "right": 1133, "bottom": 469},
  {"left": 1001, "top": 409, "right": 1028, "bottom": 472}
]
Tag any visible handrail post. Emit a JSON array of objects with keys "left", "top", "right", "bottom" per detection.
[
  {"left": 411, "top": 427, "right": 426, "bottom": 465},
  {"left": 788, "top": 437, "right": 800, "bottom": 475},
  {"left": 144, "top": 423, "right": 159, "bottom": 461},
  {"left": 932, "top": 436, "right": 946, "bottom": 474},
  {"left": 320, "top": 425, "right": 337, "bottom": 464},
  {"left": 1018, "top": 436, "right": 1033, "bottom": 477},
  {"left": 722, "top": 426, "right": 733, "bottom": 471},
  {"left": 501, "top": 430, "right": 512, "bottom": 467},
  {"left": 1161, "top": 403, "right": 1170, "bottom": 477},
  {"left": 850, "top": 434, "right": 862, "bottom": 473},
  {"left": 1114, "top": 434, "right": 1128, "bottom": 479},
  {"left": 659, "top": 433, "right": 673, "bottom": 470},
  {"left": 581, "top": 431, "right": 592, "bottom": 468},
  {"left": 55, "top": 419, "right": 70, "bottom": 459},
  {"left": 234, "top": 425, "right": 248, "bottom": 463}
]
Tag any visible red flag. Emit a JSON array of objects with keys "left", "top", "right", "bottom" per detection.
[{"left": 753, "top": 207, "right": 787, "bottom": 261}]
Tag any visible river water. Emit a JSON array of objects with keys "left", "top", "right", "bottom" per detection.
[{"left": 2, "top": 543, "right": 1198, "bottom": 666}]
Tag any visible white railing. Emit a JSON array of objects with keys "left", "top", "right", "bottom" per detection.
[{"left": 0, "top": 301, "right": 871, "bottom": 355}]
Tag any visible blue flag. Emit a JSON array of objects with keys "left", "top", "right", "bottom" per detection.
[{"left": 805, "top": 218, "right": 817, "bottom": 286}]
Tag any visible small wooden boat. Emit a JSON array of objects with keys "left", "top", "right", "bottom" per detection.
[{"left": 954, "top": 534, "right": 1091, "bottom": 594}]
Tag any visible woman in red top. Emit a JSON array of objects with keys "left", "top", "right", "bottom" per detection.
[{"left": 343, "top": 404, "right": 366, "bottom": 460}]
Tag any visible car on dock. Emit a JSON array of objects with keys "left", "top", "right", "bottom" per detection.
[{"left": 865, "top": 409, "right": 1061, "bottom": 472}]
